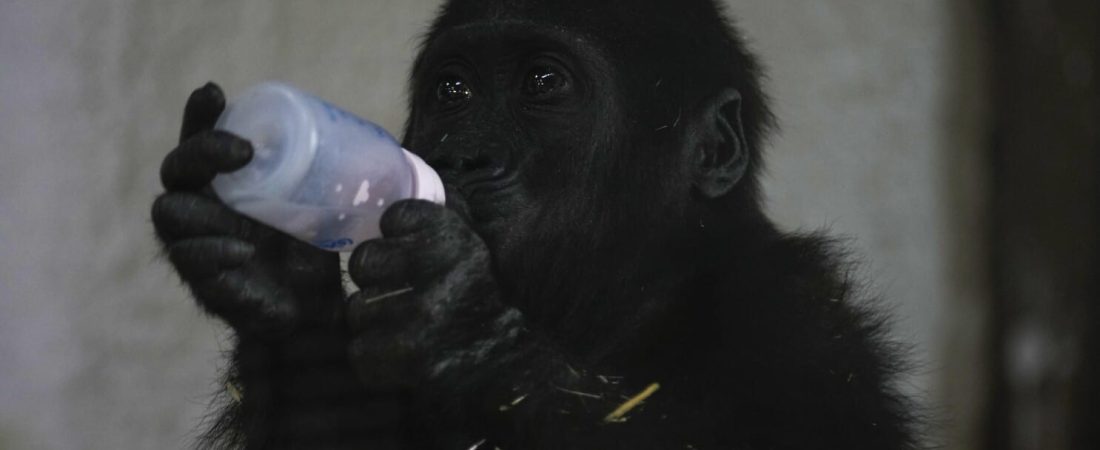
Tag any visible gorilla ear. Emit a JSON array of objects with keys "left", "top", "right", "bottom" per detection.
[{"left": 692, "top": 88, "right": 749, "bottom": 199}]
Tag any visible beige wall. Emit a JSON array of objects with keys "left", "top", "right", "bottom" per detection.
[{"left": 0, "top": 1, "right": 988, "bottom": 448}]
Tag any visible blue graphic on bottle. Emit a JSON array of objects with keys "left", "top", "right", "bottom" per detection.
[
  {"left": 315, "top": 237, "right": 354, "bottom": 250},
  {"left": 308, "top": 93, "right": 395, "bottom": 143}
]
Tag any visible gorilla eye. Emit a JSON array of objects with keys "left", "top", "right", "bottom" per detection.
[
  {"left": 436, "top": 76, "right": 472, "bottom": 109},
  {"left": 523, "top": 66, "right": 568, "bottom": 98}
]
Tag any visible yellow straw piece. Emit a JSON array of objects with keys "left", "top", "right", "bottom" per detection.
[
  {"left": 226, "top": 382, "right": 243, "bottom": 403},
  {"left": 603, "top": 382, "right": 660, "bottom": 423}
]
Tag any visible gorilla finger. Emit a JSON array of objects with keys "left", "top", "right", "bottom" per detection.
[
  {"left": 347, "top": 238, "right": 418, "bottom": 288},
  {"left": 191, "top": 269, "right": 300, "bottom": 338},
  {"left": 378, "top": 199, "right": 454, "bottom": 238},
  {"left": 152, "top": 193, "right": 255, "bottom": 241},
  {"left": 161, "top": 130, "right": 253, "bottom": 191},
  {"left": 180, "top": 82, "right": 226, "bottom": 143},
  {"left": 345, "top": 286, "right": 420, "bottom": 334},
  {"left": 348, "top": 230, "right": 475, "bottom": 288},
  {"left": 167, "top": 237, "right": 255, "bottom": 280}
]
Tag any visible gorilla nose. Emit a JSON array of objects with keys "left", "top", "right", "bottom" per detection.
[
  {"left": 428, "top": 151, "right": 512, "bottom": 198},
  {"left": 429, "top": 150, "right": 509, "bottom": 185},
  {"left": 423, "top": 133, "right": 512, "bottom": 188}
]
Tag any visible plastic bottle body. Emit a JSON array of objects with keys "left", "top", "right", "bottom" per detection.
[{"left": 212, "top": 82, "right": 444, "bottom": 251}]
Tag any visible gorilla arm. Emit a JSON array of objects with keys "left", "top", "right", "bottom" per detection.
[{"left": 345, "top": 200, "right": 689, "bottom": 449}]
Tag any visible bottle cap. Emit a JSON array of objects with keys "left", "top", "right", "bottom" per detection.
[{"left": 402, "top": 149, "right": 446, "bottom": 204}]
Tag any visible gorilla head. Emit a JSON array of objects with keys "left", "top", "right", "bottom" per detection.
[{"left": 402, "top": 0, "right": 777, "bottom": 345}]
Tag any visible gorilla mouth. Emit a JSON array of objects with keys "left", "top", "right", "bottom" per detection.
[
  {"left": 443, "top": 167, "right": 522, "bottom": 226},
  {"left": 449, "top": 167, "right": 517, "bottom": 201}
]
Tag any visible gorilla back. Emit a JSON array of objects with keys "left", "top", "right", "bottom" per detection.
[{"left": 155, "top": 0, "right": 922, "bottom": 449}]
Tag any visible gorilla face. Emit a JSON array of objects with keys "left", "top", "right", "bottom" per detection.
[
  {"left": 405, "top": 22, "right": 620, "bottom": 232},
  {"left": 401, "top": 20, "right": 699, "bottom": 309},
  {"left": 411, "top": 27, "right": 629, "bottom": 211}
]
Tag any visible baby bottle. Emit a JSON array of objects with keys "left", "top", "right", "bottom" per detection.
[{"left": 211, "top": 82, "right": 445, "bottom": 252}]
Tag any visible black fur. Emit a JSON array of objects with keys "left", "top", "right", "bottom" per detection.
[{"left": 154, "top": 1, "right": 921, "bottom": 449}]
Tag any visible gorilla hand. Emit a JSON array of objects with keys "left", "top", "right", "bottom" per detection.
[
  {"left": 153, "top": 84, "right": 398, "bottom": 446},
  {"left": 345, "top": 199, "right": 523, "bottom": 393},
  {"left": 152, "top": 83, "right": 344, "bottom": 338},
  {"left": 345, "top": 201, "right": 675, "bottom": 446}
]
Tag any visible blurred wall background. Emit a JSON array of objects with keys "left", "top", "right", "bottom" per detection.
[
  {"left": 0, "top": 0, "right": 997, "bottom": 448},
  {"left": 987, "top": 2, "right": 1098, "bottom": 449}
]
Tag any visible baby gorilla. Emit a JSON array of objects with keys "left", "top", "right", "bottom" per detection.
[{"left": 153, "top": 0, "right": 921, "bottom": 448}]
